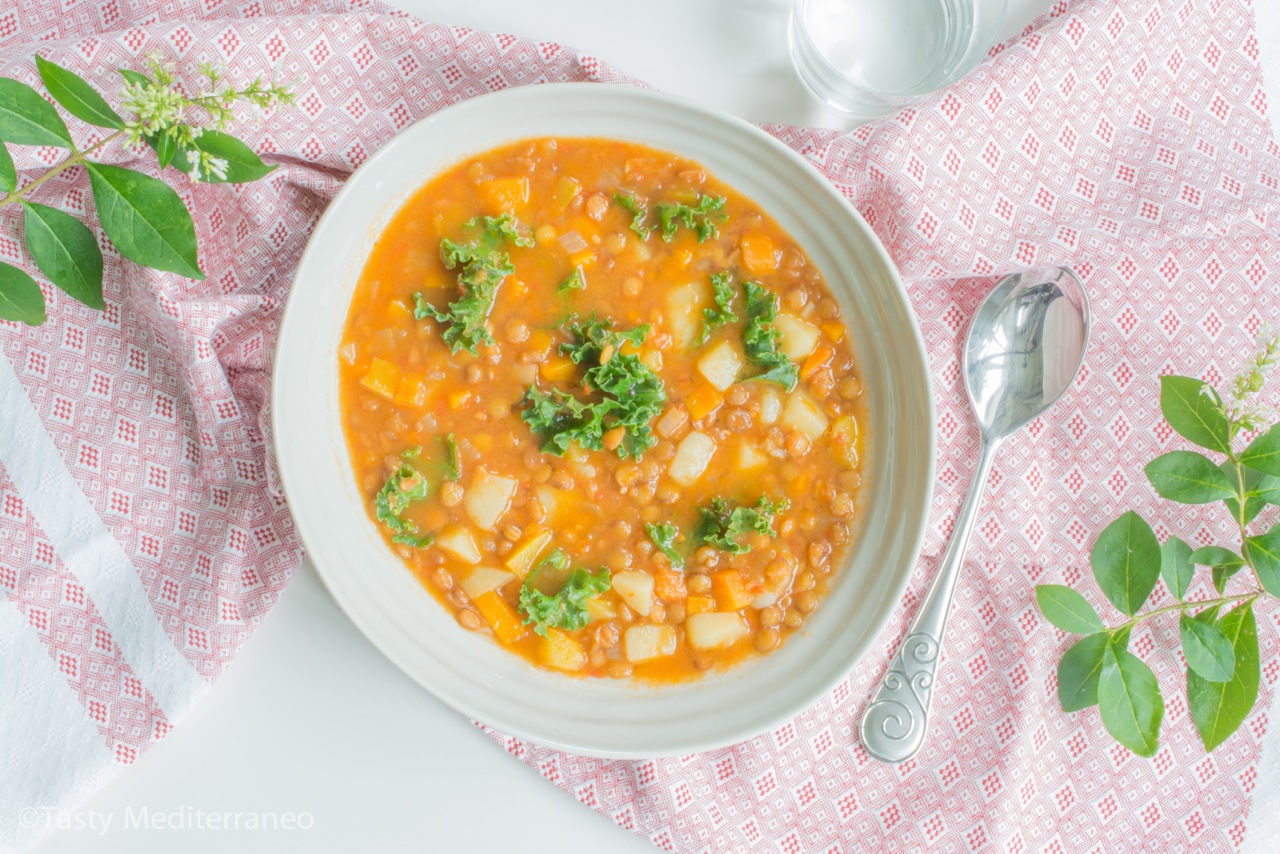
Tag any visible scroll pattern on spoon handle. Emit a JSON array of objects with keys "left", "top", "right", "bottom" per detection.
[{"left": 859, "top": 440, "right": 999, "bottom": 764}]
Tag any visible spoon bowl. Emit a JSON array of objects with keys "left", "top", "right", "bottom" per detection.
[
  {"left": 966, "top": 267, "right": 1090, "bottom": 441},
  {"left": 860, "top": 266, "right": 1089, "bottom": 763}
]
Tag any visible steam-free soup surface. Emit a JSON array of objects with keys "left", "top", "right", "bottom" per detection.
[{"left": 338, "top": 137, "right": 867, "bottom": 681}]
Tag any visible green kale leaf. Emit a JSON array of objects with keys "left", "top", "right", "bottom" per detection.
[
  {"left": 742, "top": 281, "right": 799, "bottom": 390},
  {"left": 517, "top": 550, "right": 611, "bottom": 636},
  {"left": 654, "top": 194, "right": 726, "bottom": 243},
  {"left": 413, "top": 214, "right": 532, "bottom": 354},
  {"left": 698, "top": 494, "right": 789, "bottom": 555},
  {"left": 699, "top": 271, "right": 738, "bottom": 345},
  {"left": 645, "top": 522, "right": 685, "bottom": 569},
  {"left": 521, "top": 318, "right": 666, "bottom": 460}
]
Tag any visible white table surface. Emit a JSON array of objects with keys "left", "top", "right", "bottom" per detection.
[{"left": 34, "top": 1, "right": 1050, "bottom": 851}]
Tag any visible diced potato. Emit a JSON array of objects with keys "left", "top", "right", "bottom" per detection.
[
  {"left": 774, "top": 313, "right": 822, "bottom": 361},
  {"left": 751, "top": 587, "right": 779, "bottom": 608},
  {"left": 474, "top": 591, "right": 526, "bottom": 644},
  {"left": 358, "top": 357, "right": 400, "bottom": 401},
  {"left": 539, "top": 628, "right": 587, "bottom": 671},
  {"left": 782, "top": 391, "right": 830, "bottom": 442},
  {"left": 686, "top": 612, "right": 750, "bottom": 650},
  {"left": 734, "top": 439, "right": 767, "bottom": 470},
  {"left": 479, "top": 176, "right": 529, "bottom": 214},
  {"left": 624, "top": 624, "right": 677, "bottom": 663},
  {"left": 711, "top": 569, "right": 753, "bottom": 611},
  {"left": 464, "top": 468, "right": 517, "bottom": 531},
  {"left": 830, "top": 415, "right": 861, "bottom": 468},
  {"left": 534, "top": 485, "right": 560, "bottom": 518},
  {"left": 585, "top": 597, "right": 616, "bottom": 622},
  {"left": 436, "top": 526, "right": 481, "bottom": 564},
  {"left": 696, "top": 340, "right": 743, "bottom": 392},
  {"left": 759, "top": 387, "right": 782, "bottom": 425},
  {"left": 666, "top": 280, "right": 710, "bottom": 348},
  {"left": 668, "top": 431, "right": 716, "bottom": 486},
  {"left": 505, "top": 529, "right": 552, "bottom": 578},
  {"left": 462, "top": 567, "right": 515, "bottom": 600},
  {"left": 612, "top": 570, "right": 655, "bottom": 617}
]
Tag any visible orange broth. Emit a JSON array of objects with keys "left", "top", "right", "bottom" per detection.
[{"left": 338, "top": 137, "right": 867, "bottom": 682}]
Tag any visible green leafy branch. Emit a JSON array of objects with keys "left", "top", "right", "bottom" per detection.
[
  {"left": 0, "top": 53, "right": 292, "bottom": 325},
  {"left": 1037, "top": 335, "right": 1280, "bottom": 756}
]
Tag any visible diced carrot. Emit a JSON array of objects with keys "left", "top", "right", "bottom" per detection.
[
  {"left": 654, "top": 569, "right": 687, "bottom": 602},
  {"left": 740, "top": 232, "right": 778, "bottom": 274},
  {"left": 821, "top": 320, "right": 846, "bottom": 344},
  {"left": 541, "top": 355, "right": 576, "bottom": 383},
  {"left": 686, "top": 594, "right": 716, "bottom": 615},
  {"left": 385, "top": 298, "right": 413, "bottom": 322},
  {"left": 447, "top": 389, "right": 472, "bottom": 410},
  {"left": 526, "top": 329, "right": 554, "bottom": 360},
  {"left": 479, "top": 177, "right": 529, "bottom": 215},
  {"left": 801, "top": 344, "right": 835, "bottom": 381},
  {"left": 711, "top": 569, "right": 753, "bottom": 612},
  {"left": 685, "top": 384, "right": 724, "bottom": 422},
  {"left": 392, "top": 375, "right": 427, "bottom": 408},
  {"left": 569, "top": 249, "right": 596, "bottom": 268},
  {"left": 474, "top": 591, "right": 527, "bottom": 644},
  {"left": 507, "top": 279, "right": 528, "bottom": 298},
  {"left": 358, "top": 357, "right": 400, "bottom": 401},
  {"left": 673, "top": 248, "right": 693, "bottom": 268}
]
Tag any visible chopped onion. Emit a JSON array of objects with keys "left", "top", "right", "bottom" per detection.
[{"left": 558, "top": 231, "right": 589, "bottom": 253}]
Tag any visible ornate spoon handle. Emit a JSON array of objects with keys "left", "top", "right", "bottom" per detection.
[{"left": 859, "top": 439, "right": 998, "bottom": 763}]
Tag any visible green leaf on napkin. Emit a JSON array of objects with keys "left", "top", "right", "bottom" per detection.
[
  {"left": 167, "top": 129, "right": 275, "bottom": 184},
  {"left": 1098, "top": 641, "right": 1164, "bottom": 757},
  {"left": 1159, "top": 536, "right": 1194, "bottom": 601},
  {"left": 1035, "top": 585, "right": 1104, "bottom": 634},
  {"left": 0, "top": 261, "right": 46, "bottom": 325},
  {"left": 1188, "top": 603, "right": 1258, "bottom": 751},
  {"left": 35, "top": 55, "right": 124, "bottom": 129},
  {"left": 0, "top": 141, "right": 14, "bottom": 193},
  {"left": 1179, "top": 614, "right": 1235, "bottom": 682},
  {"left": 1244, "top": 524, "right": 1280, "bottom": 596},
  {"left": 86, "top": 162, "right": 204, "bottom": 279},
  {"left": 1144, "top": 451, "right": 1237, "bottom": 503},
  {"left": 1091, "top": 510, "right": 1160, "bottom": 616},
  {"left": 1241, "top": 424, "right": 1280, "bottom": 476},
  {"left": 0, "top": 78, "right": 73, "bottom": 147},
  {"left": 21, "top": 201, "right": 104, "bottom": 309},
  {"left": 1159, "top": 376, "right": 1232, "bottom": 454}
]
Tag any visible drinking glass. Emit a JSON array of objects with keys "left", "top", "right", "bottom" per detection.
[{"left": 789, "top": 0, "right": 1008, "bottom": 117}]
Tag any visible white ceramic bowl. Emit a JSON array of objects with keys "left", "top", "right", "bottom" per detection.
[{"left": 273, "top": 83, "right": 934, "bottom": 758}]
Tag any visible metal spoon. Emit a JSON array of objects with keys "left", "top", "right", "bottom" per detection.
[{"left": 859, "top": 266, "right": 1090, "bottom": 764}]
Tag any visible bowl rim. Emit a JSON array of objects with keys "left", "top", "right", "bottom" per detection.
[{"left": 272, "top": 81, "right": 935, "bottom": 758}]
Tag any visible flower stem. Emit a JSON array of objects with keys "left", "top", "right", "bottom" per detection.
[
  {"left": 0, "top": 129, "right": 126, "bottom": 211},
  {"left": 1113, "top": 592, "right": 1259, "bottom": 633}
]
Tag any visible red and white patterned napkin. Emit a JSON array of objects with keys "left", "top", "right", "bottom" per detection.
[{"left": 1, "top": 0, "right": 1278, "bottom": 851}]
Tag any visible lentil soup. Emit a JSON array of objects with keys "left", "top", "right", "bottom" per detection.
[{"left": 338, "top": 137, "right": 867, "bottom": 682}]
